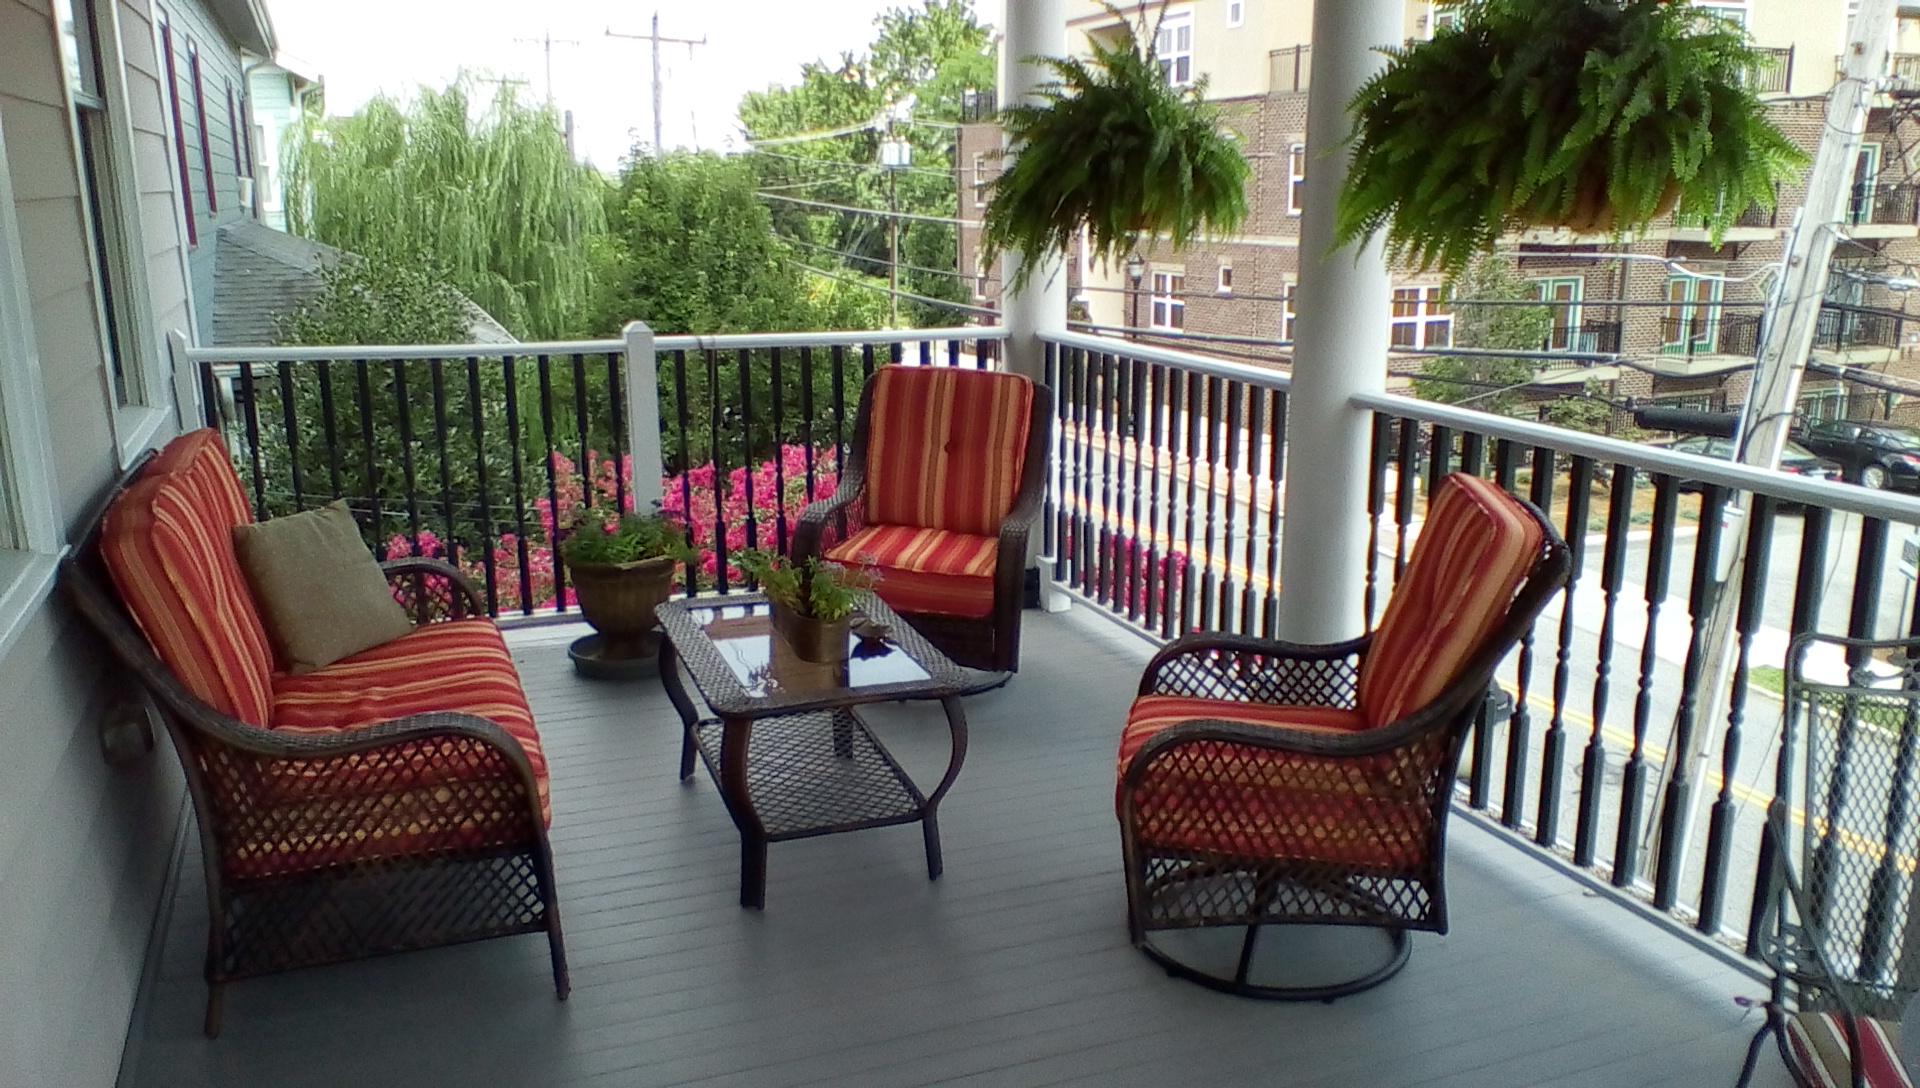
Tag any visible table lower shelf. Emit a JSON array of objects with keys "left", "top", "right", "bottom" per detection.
[{"left": 689, "top": 709, "right": 929, "bottom": 841}]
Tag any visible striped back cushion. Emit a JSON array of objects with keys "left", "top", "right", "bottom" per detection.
[
  {"left": 102, "top": 429, "right": 275, "bottom": 727},
  {"left": 1357, "top": 473, "right": 1545, "bottom": 728},
  {"left": 864, "top": 366, "right": 1034, "bottom": 536}
]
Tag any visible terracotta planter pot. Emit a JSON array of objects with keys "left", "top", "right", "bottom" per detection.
[
  {"left": 1529, "top": 173, "right": 1681, "bottom": 234},
  {"left": 566, "top": 555, "right": 677, "bottom": 660},
  {"left": 769, "top": 598, "right": 852, "bottom": 664}
]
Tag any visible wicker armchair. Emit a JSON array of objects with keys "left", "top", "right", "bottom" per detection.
[
  {"left": 1117, "top": 473, "right": 1569, "bottom": 999},
  {"left": 793, "top": 365, "right": 1052, "bottom": 674},
  {"left": 1737, "top": 634, "right": 1920, "bottom": 1088},
  {"left": 61, "top": 431, "right": 567, "bottom": 1036}
]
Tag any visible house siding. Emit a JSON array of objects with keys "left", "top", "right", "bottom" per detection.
[
  {"left": 152, "top": 0, "right": 247, "bottom": 344},
  {"left": 0, "top": 0, "right": 196, "bottom": 1082}
]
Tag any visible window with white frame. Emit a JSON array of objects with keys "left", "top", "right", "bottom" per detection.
[
  {"left": 1532, "top": 276, "right": 1585, "bottom": 351},
  {"left": 1391, "top": 286, "right": 1451, "bottom": 349},
  {"left": 971, "top": 151, "right": 987, "bottom": 209},
  {"left": 974, "top": 251, "right": 989, "bottom": 299},
  {"left": 1226, "top": 0, "right": 1243, "bottom": 28},
  {"left": 1800, "top": 386, "right": 1847, "bottom": 422},
  {"left": 1281, "top": 282, "right": 1297, "bottom": 343},
  {"left": 1287, "top": 143, "right": 1306, "bottom": 216},
  {"left": 1848, "top": 143, "right": 1882, "bottom": 225},
  {"left": 1692, "top": 0, "right": 1747, "bottom": 25},
  {"left": 1664, "top": 275, "right": 1724, "bottom": 350},
  {"left": 1427, "top": 3, "right": 1461, "bottom": 36},
  {"left": 1155, "top": 9, "right": 1194, "bottom": 86},
  {"left": 1150, "top": 271, "right": 1185, "bottom": 330},
  {"left": 1217, "top": 262, "right": 1233, "bottom": 294}
]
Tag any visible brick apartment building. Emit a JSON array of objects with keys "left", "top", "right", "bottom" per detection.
[{"left": 958, "top": 0, "right": 1920, "bottom": 429}]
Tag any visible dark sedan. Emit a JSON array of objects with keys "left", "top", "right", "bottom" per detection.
[
  {"left": 1792, "top": 419, "right": 1920, "bottom": 491},
  {"left": 1662, "top": 435, "right": 1842, "bottom": 491}
]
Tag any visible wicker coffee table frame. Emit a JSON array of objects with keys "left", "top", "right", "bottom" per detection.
[{"left": 658, "top": 592, "right": 969, "bottom": 909}]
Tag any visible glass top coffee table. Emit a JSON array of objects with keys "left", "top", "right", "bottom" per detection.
[{"left": 655, "top": 591, "right": 970, "bottom": 909}]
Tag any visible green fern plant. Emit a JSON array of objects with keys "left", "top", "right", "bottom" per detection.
[
  {"left": 1336, "top": 0, "right": 1807, "bottom": 278},
  {"left": 981, "top": 3, "right": 1250, "bottom": 292}
]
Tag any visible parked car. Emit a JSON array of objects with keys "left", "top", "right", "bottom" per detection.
[
  {"left": 1661, "top": 435, "right": 1842, "bottom": 492},
  {"left": 1791, "top": 419, "right": 1920, "bottom": 491}
]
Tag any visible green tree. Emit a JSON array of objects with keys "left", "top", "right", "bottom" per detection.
[
  {"left": 277, "top": 256, "right": 469, "bottom": 347},
  {"left": 287, "top": 80, "right": 606, "bottom": 340},
  {"left": 1412, "top": 256, "right": 1553, "bottom": 415}
]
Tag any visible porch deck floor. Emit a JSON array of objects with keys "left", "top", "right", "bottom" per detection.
[{"left": 119, "top": 606, "right": 1791, "bottom": 1088}]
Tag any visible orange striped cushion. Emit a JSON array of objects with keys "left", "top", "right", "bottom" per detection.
[
  {"left": 828, "top": 524, "right": 997, "bottom": 618},
  {"left": 102, "top": 429, "right": 275, "bottom": 727},
  {"left": 1357, "top": 473, "right": 1544, "bottom": 727},
  {"left": 270, "top": 618, "right": 551, "bottom": 826},
  {"left": 1116, "top": 695, "right": 1431, "bottom": 867},
  {"left": 1786, "top": 1011, "right": 1911, "bottom": 1088},
  {"left": 865, "top": 366, "right": 1034, "bottom": 536}
]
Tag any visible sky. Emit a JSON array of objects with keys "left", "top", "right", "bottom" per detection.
[{"left": 264, "top": 0, "right": 1004, "bottom": 172}]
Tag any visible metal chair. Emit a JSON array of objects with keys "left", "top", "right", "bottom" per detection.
[{"left": 1737, "top": 633, "right": 1920, "bottom": 1088}]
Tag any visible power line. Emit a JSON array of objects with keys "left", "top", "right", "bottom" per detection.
[
  {"left": 744, "top": 119, "right": 881, "bottom": 147},
  {"left": 748, "top": 147, "right": 955, "bottom": 180},
  {"left": 759, "top": 192, "right": 970, "bottom": 227},
  {"left": 789, "top": 260, "right": 998, "bottom": 317},
  {"left": 785, "top": 235, "right": 990, "bottom": 284}
]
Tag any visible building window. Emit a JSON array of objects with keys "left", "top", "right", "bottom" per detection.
[
  {"left": 1287, "top": 144, "right": 1306, "bottom": 216},
  {"left": 974, "top": 252, "right": 989, "bottom": 299},
  {"left": 1430, "top": 6, "right": 1460, "bottom": 34},
  {"left": 1391, "top": 286, "right": 1451, "bottom": 349},
  {"left": 1281, "top": 283, "right": 1297, "bottom": 343},
  {"left": 1800, "top": 386, "right": 1847, "bottom": 422},
  {"left": 1664, "top": 275, "right": 1724, "bottom": 350},
  {"left": 1532, "top": 276, "right": 1585, "bottom": 351},
  {"left": 1848, "top": 143, "right": 1882, "bottom": 225},
  {"left": 1155, "top": 10, "right": 1194, "bottom": 86},
  {"left": 1217, "top": 262, "right": 1233, "bottom": 294},
  {"left": 1226, "top": 0, "right": 1244, "bottom": 28},
  {"left": 158, "top": 14, "right": 196, "bottom": 245},
  {"left": 1150, "top": 271, "right": 1185, "bottom": 330},
  {"left": 971, "top": 151, "right": 987, "bottom": 209},
  {"left": 189, "top": 44, "right": 217, "bottom": 213},
  {"left": 1693, "top": 0, "right": 1748, "bottom": 25}
]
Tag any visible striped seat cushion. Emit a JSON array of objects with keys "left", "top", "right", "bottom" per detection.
[
  {"left": 865, "top": 366, "right": 1034, "bottom": 537},
  {"left": 1357, "top": 473, "right": 1545, "bottom": 727},
  {"left": 1116, "top": 695, "right": 1437, "bottom": 868},
  {"left": 1786, "top": 1011, "right": 1911, "bottom": 1088},
  {"left": 828, "top": 524, "right": 997, "bottom": 618},
  {"left": 102, "top": 429, "right": 275, "bottom": 727}
]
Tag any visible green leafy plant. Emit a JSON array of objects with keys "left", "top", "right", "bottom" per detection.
[
  {"left": 559, "top": 507, "right": 697, "bottom": 567},
  {"left": 737, "top": 552, "right": 880, "bottom": 621},
  {"left": 1336, "top": 0, "right": 1808, "bottom": 278},
  {"left": 981, "top": 2, "right": 1249, "bottom": 291}
]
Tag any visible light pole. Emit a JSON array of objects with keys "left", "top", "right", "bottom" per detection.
[
  {"left": 880, "top": 132, "right": 912, "bottom": 328},
  {"left": 1126, "top": 253, "right": 1145, "bottom": 337}
]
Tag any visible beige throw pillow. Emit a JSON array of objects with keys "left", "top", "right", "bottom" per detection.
[{"left": 233, "top": 500, "right": 415, "bottom": 674}]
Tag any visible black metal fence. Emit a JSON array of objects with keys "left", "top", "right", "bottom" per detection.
[
  {"left": 959, "top": 88, "right": 997, "bottom": 123},
  {"left": 1816, "top": 303, "right": 1906, "bottom": 350}
]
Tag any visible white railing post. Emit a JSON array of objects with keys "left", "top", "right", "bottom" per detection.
[
  {"left": 622, "top": 321, "right": 665, "bottom": 511},
  {"left": 1273, "top": 0, "right": 1401, "bottom": 644},
  {"left": 168, "top": 329, "right": 200, "bottom": 430}
]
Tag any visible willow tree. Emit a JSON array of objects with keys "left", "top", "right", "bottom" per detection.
[{"left": 287, "top": 80, "right": 606, "bottom": 340}]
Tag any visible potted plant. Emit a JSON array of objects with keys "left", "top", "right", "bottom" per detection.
[
  {"left": 559, "top": 506, "right": 697, "bottom": 673},
  {"left": 980, "top": 2, "right": 1249, "bottom": 291},
  {"left": 738, "top": 552, "right": 880, "bottom": 664},
  {"left": 1336, "top": 0, "right": 1808, "bottom": 277}
]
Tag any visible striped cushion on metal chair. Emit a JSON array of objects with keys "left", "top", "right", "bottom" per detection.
[
  {"left": 101, "top": 429, "right": 276, "bottom": 727},
  {"left": 1786, "top": 1012, "right": 1912, "bottom": 1088},
  {"left": 864, "top": 365, "right": 1035, "bottom": 537}
]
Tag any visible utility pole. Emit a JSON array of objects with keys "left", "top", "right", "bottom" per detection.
[
  {"left": 1648, "top": 0, "right": 1896, "bottom": 907},
  {"left": 606, "top": 14, "right": 707, "bottom": 153},
  {"left": 880, "top": 128, "right": 912, "bottom": 328},
  {"left": 513, "top": 29, "right": 581, "bottom": 105}
]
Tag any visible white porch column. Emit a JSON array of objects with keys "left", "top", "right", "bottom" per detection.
[
  {"left": 1273, "top": 0, "right": 1401, "bottom": 643},
  {"left": 622, "top": 321, "right": 664, "bottom": 511},
  {"left": 999, "top": 0, "right": 1066, "bottom": 385}
]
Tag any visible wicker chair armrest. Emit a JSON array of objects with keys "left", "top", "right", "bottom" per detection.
[
  {"left": 1139, "top": 631, "right": 1373, "bottom": 705},
  {"left": 381, "top": 557, "right": 483, "bottom": 622},
  {"left": 793, "top": 468, "right": 867, "bottom": 561}
]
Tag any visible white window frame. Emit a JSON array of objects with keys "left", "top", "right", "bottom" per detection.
[
  {"left": 1150, "top": 270, "right": 1186, "bottom": 330},
  {"left": 1216, "top": 262, "right": 1233, "bottom": 295},
  {"left": 1693, "top": 0, "right": 1748, "bottom": 25},
  {"left": 1848, "top": 142, "right": 1882, "bottom": 225},
  {"left": 1281, "top": 281, "right": 1297, "bottom": 343},
  {"left": 1426, "top": 3, "right": 1461, "bottom": 37},
  {"left": 1532, "top": 276, "right": 1585, "bottom": 351},
  {"left": 1664, "top": 275, "right": 1725, "bottom": 350},
  {"left": 63, "top": 0, "right": 169, "bottom": 464},
  {"left": 1154, "top": 8, "right": 1194, "bottom": 86},
  {"left": 971, "top": 151, "right": 987, "bottom": 209},
  {"left": 1390, "top": 286, "right": 1451, "bottom": 349},
  {"left": 1226, "top": 0, "right": 1244, "bottom": 29},
  {"left": 1287, "top": 143, "right": 1306, "bottom": 217},
  {"left": 0, "top": 109, "right": 69, "bottom": 661}
]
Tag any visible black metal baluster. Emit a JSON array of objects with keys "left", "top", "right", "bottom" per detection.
[
  {"left": 465, "top": 357, "right": 498, "bottom": 616},
  {"left": 275, "top": 361, "right": 303, "bottom": 511},
  {"left": 1263, "top": 390, "right": 1285, "bottom": 639},
  {"left": 1096, "top": 353, "right": 1118, "bottom": 610},
  {"left": 739, "top": 349, "right": 758, "bottom": 556},
  {"left": 1073, "top": 349, "right": 1095, "bottom": 598},
  {"left": 1538, "top": 455, "right": 1592, "bottom": 847},
  {"left": 198, "top": 360, "right": 219, "bottom": 428},
  {"left": 1365, "top": 414, "right": 1390, "bottom": 628},
  {"left": 1654, "top": 483, "right": 1728, "bottom": 910},
  {"left": 1502, "top": 445, "right": 1553, "bottom": 830},
  {"left": 237, "top": 361, "right": 268, "bottom": 520},
  {"left": 1177, "top": 371, "right": 1204, "bottom": 636},
  {"left": 837, "top": 347, "right": 857, "bottom": 477},
  {"left": 431, "top": 359, "right": 456, "bottom": 552},
  {"left": 392, "top": 360, "right": 422, "bottom": 550},
  {"left": 1045, "top": 342, "right": 1061, "bottom": 575},
  {"left": 1237, "top": 385, "right": 1261, "bottom": 632},
  {"left": 1146, "top": 362, "right": 1167, "bottom": 635},
  {"left": 918, "top": 339, "right": 930, "bottom": 367},
  {"left": 608, "top": 352, "right": 628, "bottom": 514},
  {"left": 318, "top": 360, "right": 344, "bottom": 502},
  {"left": 1215, "top": 379, "right": 1241, "bottom": 631},
  {"left": 536, "top": 355, "right": 565, "bottom": 611},
  {"left": 1699, "top": 494, "right": 1774, "bottom": 934},
  {"left": 1428, "top": 424, "right": 1455, "bottom": 494},
  {"left": 709, "top": 350, "right": 729, "bottom": 592},
  {"left": 1126, "top": 355, "right": 1149, "bottom": 622},
  {"left": 674, "top": 349, "right": 696, "bottom": 595},
  {"left": 1460, "top": 430, "right": 1487, "bottom": 477},
  {"left": 1616, "top": 474, "right": 1680, "bottom": 888},
  {"left": 1194, "top": 376, "right": 1222, "bottom": 631},
  {"left": 353, "top": 360, "right": 382, "bottom": 549},
  {"left": 800, "top": 347, "right": 818, "bottom": 504},
  {"left": 572, "top": 354, "right": 592, "bottom": 511},
  {"left": 502, "top": 356, "right": 532, "bottom": 614},
  {"left": 1576, "top": 464, "right": 1636, "bottom": 868},
  {"left": 770, "top": 346, "right": 788, "bottom": 555},
  {"left": 1393, "top": 420, "right": 1418, "bottom": 585}
]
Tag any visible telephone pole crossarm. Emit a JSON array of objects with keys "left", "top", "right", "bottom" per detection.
[{"left": 606, "top": 14, "right": 708, "bottom": 153}]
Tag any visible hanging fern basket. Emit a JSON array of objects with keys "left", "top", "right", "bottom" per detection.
[{"left": 1336, "top": 0, "right": 1807, "bottom": 278}]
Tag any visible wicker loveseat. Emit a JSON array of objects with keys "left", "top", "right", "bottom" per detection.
[{"left": 61, "top": 429, "right": 567, "bottom": 1035}]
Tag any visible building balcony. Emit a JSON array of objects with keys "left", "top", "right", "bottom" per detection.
[{"left": 111, "top": 325, "right": 1920, "bottom": 1085}]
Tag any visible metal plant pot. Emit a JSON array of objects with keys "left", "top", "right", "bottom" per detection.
[
  {"left": 769, "top": 598, "right": 851, "bottom": 664},
  {"left": 566, "top": 555, "right": 677, "bottom": 660}
]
